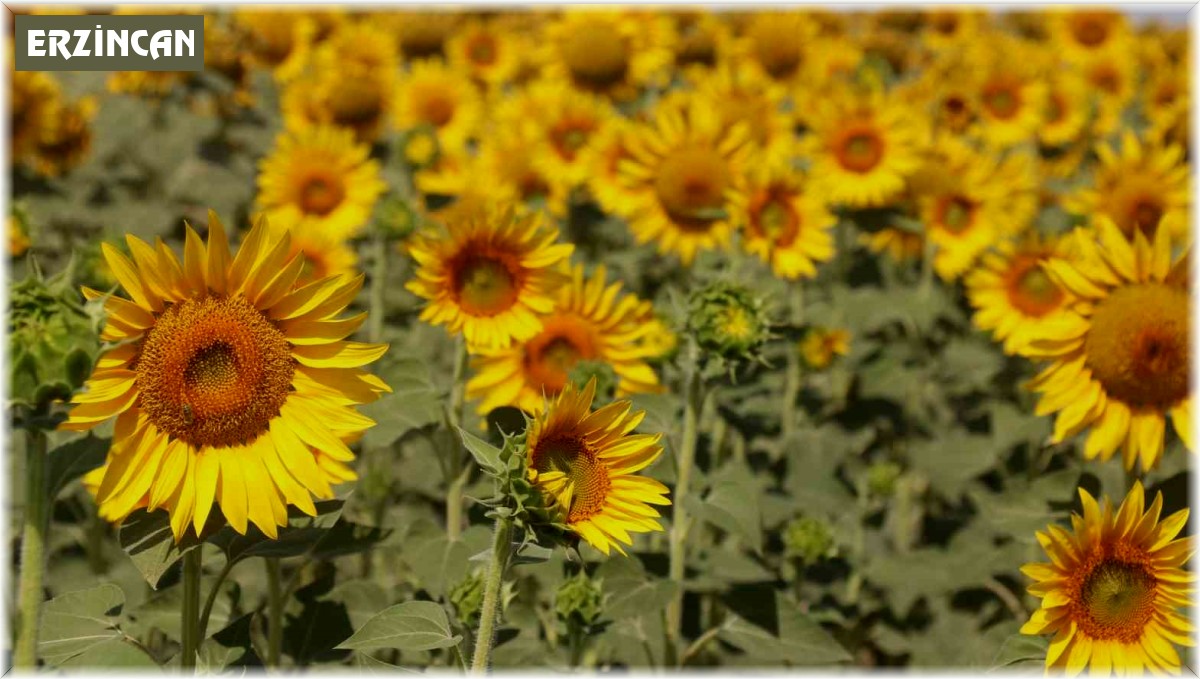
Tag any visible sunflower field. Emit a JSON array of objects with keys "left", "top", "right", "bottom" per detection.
[{"left": 6, "top": 5, "right": 1195, "bottom": 675}]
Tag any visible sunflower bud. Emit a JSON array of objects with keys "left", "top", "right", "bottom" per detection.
[
  {"left": 642, "top": 315, "right": 679, "bottom": 364},
  {"left": 687, "top": 282, "right": 772, "bottom": 366},
  {"left": 555, "top": 571, "right": 604, "bottom": 626},
  {"left": 783, "top": 515, "right": 837, "bottom": 566},
  {"left": 567, "top": 360, "right": 617, "bottom": 402},
  {"left": 450, "top": 569, "right": 487, "bottom": 624},
  {"left": 377, "top": 196, "right": 419, "bottom": 242},
  {"left": 866, "top": 460, "right": 903, "bottom": 498},
  {"left": 400, "top": 125, "right": 440, "bottom": 169},
  {"left": 9, "top": 258, "right": 100, "bottom": 413}
]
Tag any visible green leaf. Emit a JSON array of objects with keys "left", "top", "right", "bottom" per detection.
[
  {"left": 717, "top": 592, "right": 850, "bottom": 666},
  {"left": 686, "top": 476, "right": 763, "bottom": 554},
  {"left": 38, "top": 584, "right": 153, "bottom": 667},
  {"left": 990, "top": 633, "right": 1049, "bottom": 672},
  {"left": 458, "top": 427, "right": 503, "bottom": 475},
  {"left": 46, "top": 435, "right": 108, "bottom": 498},
  {"left": 597, "top": 557, "right": 679, "bottom": 620},
  {"left": 908, "top": 430, "right": 999, "bottom": 496},
  {"left": 337, "top": 601, "right": 463, "bottom": 652},
  {"left": 117, "top": 510, "right": 204, "bottom": 589},
  {"left": 360, "top": 357, "right": 443, "bottom": 448}
]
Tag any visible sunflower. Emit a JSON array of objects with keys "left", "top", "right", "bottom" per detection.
[
  {"left": 106, "top": 71, "right": 190, "bottom": 98},
  {"left": 1038, "top": 71, "right": 1092, "bottom": 150},
  {"left": 1025, "top": 218, "right": 1191, "bottom": 471},
  {"left": 737, "top": 159, "right": 837, "bottom": 281},
  {"left": 692, "top": 66, "right": 796, "bottom": 169},
  {"left": 446, "top": 19, "right": 527, "bottom": 89},
  {"left": 269, "top": 221, "right": 358, "bottom": 286},
  {"left": 800, "top": 327, "right": 851, "bottom": 370},
  {"left": 540, "top": 10, "right": 674, "bottom": 102},
  {"left": 384, "top": 11, "right": 461, "bottom": 60},
  {"left": 31, "top": 96, "right": 96, "bottom": 178},
  {"left": 965, "top": 233, "right": 1078, "bottom": 356},
  {"left": 235, "top": 11, "right": 315, "bottom": 82},
  {"left": 1080, "top": 52, "right": 1137, "bottom": 138},
  {"left": 669, "top": 11, "right": 737, "bottom": 82},
  {"left": 496, "top": 79, "right": 615, "bottom": 189},
  {"left": 281, "top": 66, "right": 395, "bottom": 144},
  {"left": 404, "top": 205, "right": 574, "bottom": 350},
  {"left": 61, "top": 213, "right": 391, "bottom": 541},
  {"left": 861, "top": 226, "right": 924, "bottom": 264},
  {"left": 582, "top": 118, "right": 641, "bottom": 217},
  {"left": 805, "top": 86, "right": 923, "bottom": 209},
  {"left": 433, "top": 134, "right": 573, "bottom": 219},
  {"left": 735, "top": 12, "right": 819, "bottom": 96},
  {"left": 525, "top": 378, "right": 670, "bottom": 555},
  {"left": 1143, "top": 63, "right": 1189, "bottom": 151},
  {"left": 9, "top": 215, "right": 31, "bottom": 257},
  {"left": 309, "top": 19, "right": 398, "bottom": 74},
  {"left": 1065, "top": 131, "right": 1189, "bottom": 242},
  {"left": 1048, "top": 9, "right": 1132, "bottom": 64},
  {"left": 11, "top": 71, "right": 61, "bottom": 161},
  {"left": 255, "top": 125, "right": 386, "bottom": 241},
  {"left": 1019, "top": 482, "right": 1194, "bottom": 674},
  {"left": 616, "top": 94, "right": 753, "bottom": 265},
  {"left": 920, "top": 9, "right": 984, "bottom": 53},
  {"left": 467, "top": 264, "right": 661, "bottom": 415},
  {"left": 393, "top": 60, "right": 483, "bottom": 156},
  {"left": 966, "top": 37, "right": 1048, "bottom": 148}
]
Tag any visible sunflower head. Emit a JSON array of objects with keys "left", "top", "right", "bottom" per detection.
[
  {"left": 688, "top": 282, "right": 773, "bottom": 368},
  {"left": 799, "top": 327, "right": 851, "bottom": 370},
  {"left": 1020, "top": 482, "right": 1193, "bottom": 674}
]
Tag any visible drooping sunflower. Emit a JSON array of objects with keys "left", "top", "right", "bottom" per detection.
[
  {"left": 467, "top": 264, "right": 661, "bottom": 415},
  {"left": 736, "top": 159, "right": 837, "bottom": 281},
  {"left": 1065, "top": 131, "right": 1190, "bottom": 242},
  {"left": 734, "top": 11, "right": 819, "bottom": 97},
  {"left": 616, "top": 94, "right": 753, "bottom": 265},
  {"left": 1025, "top": 218, "right": 1191, "bottom": 471},
  {"left": 404, "top": 205, "right": 574, "bottom": 350},
  {"left": 539, "top": 10, "right": 675, "bottom": 102},
  {"left": 281, "top": 66, "right": 395, "bottom": 144},
  {"left": 525, "top": 378, "right": 670, "bottom": 555},
  {"left": 61, "top": 213, "right": 391, "bottom": 541},
  {"left": 255, "top": 125, "right": 386, "bottom": 240},
  {"left": 1020, "top": 482, "right": 1193, "bottom": 674},
  {"left": 965, "top": 233, "right": 1078, "bottom": 356},
  {"left": 392, "top": 60, "right": 483, "bottom": 157},
  {"left": 804, "top": 86, "right": 923, "bottom": 209}
]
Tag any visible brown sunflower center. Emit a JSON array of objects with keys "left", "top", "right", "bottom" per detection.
[
  {"left": 1006, "top": 257, "right": 1065, "bottom": 317},
  {"left": 1072, "top": 14, "right": 1112, "bottom": 48},
  {"left": 532, "top": 434, "right": 610, "bottom": 522},
  {"left": 415, "top": 87, "right": 456, "bottom": 128},
  {"left": 466, "top": 33, "right": 497, "bottom": 65},
  {"left": 329, "top": 77, "right": 387, "bottom": 130},
  {"left": 938, "top": 195, "right": 977, "bottom": 234},
  {"left": 298, "top": 174, "right": 345, "bottom": 216},
  {"left": 1089, "top": 64, "right": 1121, "bottom": 94},
  {"left": 1085, "top": 283, "right": 1190, "bottom": 408},
  {"left": 982, "top": 82, "right": 1021, "bottom": 120},
  {"left": 834, "top": 128, "right": 885, "bottom": 173},
  {"left": 676, "top": 26, "right": 716, "bottom": 68},
  {"left": 523, "top": 316, "right": 599, "bottom": 394},
  {"left": 452, "top": 252, "right": 521, "bottom": 317},
  {"left": 560, "top": 21, "right": 629, "bottom": 91},
  {"left": 1046, "top": 93, "right": 1066, "bottom": 125},
  {"left": 749, "top": 190, "right": 800, "bottom": 246},
  {"left": 550, "top": 119, "right": 596, "bottom": 161},
  {"left": 1130, "top": 198, "right": 1165, "bottom": 239},
  {"left": 655, "top": 145, "right": 729, "bottom": 231},
  {"left": 751, "top": 23, "right": 803, "bottom": 79},
  {"left": 1077, "top": 560, "right": 1157, "bottom": 642},
  {"left": 137, "top": 294, "right": 294, "bottom": 448}
]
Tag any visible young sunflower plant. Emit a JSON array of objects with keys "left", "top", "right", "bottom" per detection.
[{"left": 456, "top": 377, "right": 669, "bottom": 673}]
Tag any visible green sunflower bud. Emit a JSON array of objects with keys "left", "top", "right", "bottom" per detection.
[
  {"left": 687, "top": 282, "right": 772, "bottom": 366},
  {"left": 450, "top": 569, "right": 487, "bottom": 625},
  {"left": 555, "top": 572, "right": 604, "bottom": 626},
  {"left": 567, "top": 360, "right": 617, "bottom": 402},
  {"left": 377, "top": 196, "right": 419, "bottom": 241},
  {"left": 783, "top": 515, "right": 837, "bottom": 566},
  {"left": 400, "top": 125, "right": 440, "bottom": 169},
  {"left": 867, "top": 460, "right": 903, "bottom": 498},
  {"left": 9, "top": 257, "right": 101, "bottom": 413}
]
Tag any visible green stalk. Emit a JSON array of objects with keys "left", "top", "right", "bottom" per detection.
[
  {"left": 197, "top": 557, "right": 236, "bottom": 642},
  {"left": 919, "top": 231, "right": 936, "bottom": 300},
  {"left": 446, "top": 337, "right": 470, "bottom": 541},
  {"left": 180, "top": 548, "right": 203, "bottom": 670},
  {"left": 14, "top": 428, "right": 48, "bottom": 669},
  {"left": 781, "top": 282, "right": 805, "bottom": 440},
  {"left": 368, "top": 230, "right": 388, "bottom": 344},
  {"left": 265, "top": 558, "right": 284, "bottom": 668},
  {"left": 666, "top": 342, "right": 703, "bottom": 665},
  {"left": 470, "top": 516, "right": 513, "bottom": 674}
]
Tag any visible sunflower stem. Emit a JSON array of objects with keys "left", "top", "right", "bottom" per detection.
[
  {"left": 368, "top": 230, "right": 388, "bottom": 344},
  {"left": 666, "top": 340, "right": 704, "bottom": 666},
  {"left": 781, "top": 282, "right": 805, "bottom": 440},
  {"left": 180, "top": 548, "right": 203, "bottom": 671},
  {"left": 265, "top": 557, "right": 284, "bottom": 668},
  {"left": 919, "top": 231, "right": 936, "bottom": 300},
  {"left": 197, "top": 556, "right": 236, "bottom": 642},
  {"left": 446, "top": 336, "right": 470, "bottom": 541},
  {"left": 470, "top": 515, "right": 513, "bottom": 674},
  {"left": 14, "top": 427, "right": 48, "bottom": 669}
]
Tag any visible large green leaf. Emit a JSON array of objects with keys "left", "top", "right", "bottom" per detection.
[
  {"left": 38, "top": 584, "right": 155, "bottom": 668},
  {"left": 337, "top": 601, "right": 462, "bottom": 652},
  {"left": 717, "top": 592, "right": 851, "bottom": 666}
]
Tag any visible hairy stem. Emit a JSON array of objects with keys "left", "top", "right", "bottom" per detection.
[
  {"left": 666, "top": 342, "right": 703, "bottom": 665},
  {"left": 470, "top": 516, "right": 513, "bottom": 674},
  {"left": 781, "top": 282, "right": 805, "bottom": 440},
  {"left": 14, "top": 428, "right": 48, "bottom": 669}
]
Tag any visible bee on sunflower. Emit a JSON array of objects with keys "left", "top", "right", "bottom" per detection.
[
  {"left": 1025, "top": 217, "right": 1191, "bottom": 471},
  {"left": 61, "top": 213, "right": 391, "bottom": 541},
  {"left": 1020, "top": 482, "right": 1193, "bottom": 674}
]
